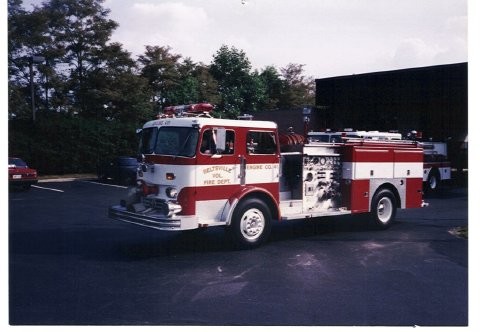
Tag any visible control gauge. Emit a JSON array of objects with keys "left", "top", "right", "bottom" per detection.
[{"left": 320, "top": 157, "right": 326, "bottom": 165}]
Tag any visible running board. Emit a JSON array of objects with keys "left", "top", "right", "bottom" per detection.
[{"left": 281, "top": 209, "right": 351, "bottom": 220}]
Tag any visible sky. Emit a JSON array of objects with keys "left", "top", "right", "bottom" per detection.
[{"left": 21, "top": 0, "right": 468, "bottom": 78}]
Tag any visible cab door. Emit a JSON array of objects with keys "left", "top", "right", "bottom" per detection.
[
  {"left": 241, "top": 130, "right": 280, "bottom": 200},
  {"left": 192, "top": 127, "right": 242, "bottom": 220}
]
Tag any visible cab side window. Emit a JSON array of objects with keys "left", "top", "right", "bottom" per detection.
[
  {"left": 247, "top": 131, "right": 277, "bottom": 154},
  {"left": 200, "top": 129, "right": 235, "bottom": 155},
  {"left": 200, "top": 130, "right": 216, "bottom": 154},
  {"left": 223, "top": 130, "right": 235, "bottom": 155}
]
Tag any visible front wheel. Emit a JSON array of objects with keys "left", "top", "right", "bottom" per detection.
[
  {"left": 370, "top": 189, "right": 397, "bottom": 230},
  {"left": 229, "top": 198, "right": 272, "bottom": 249}
]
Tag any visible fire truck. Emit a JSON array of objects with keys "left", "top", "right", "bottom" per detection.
[
  {"left": 308, "top": 130, "right": 451, "bottom": 193},
  {"left": 109, "top": 104, "right": 426, "bottom": 249},
  {"left": 308, "top": 130, "right": 402, "bottom": 143},
  {"left": 421, "top": 141, "right": 451, "bottom": 192}
]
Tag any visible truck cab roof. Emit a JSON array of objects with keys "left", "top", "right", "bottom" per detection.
[{"left": 143, "top": 117, "right": 277, "bottom": 130}]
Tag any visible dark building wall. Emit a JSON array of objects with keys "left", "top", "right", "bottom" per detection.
[
  {"left": 315, "top": 62, "right": 468, "bottom": 142},
  {"left": 253, "top": 63, "right": 467, "bottom": 168},
  {"left": 253, "top": 108, "right": 307, "bottom": 135}
]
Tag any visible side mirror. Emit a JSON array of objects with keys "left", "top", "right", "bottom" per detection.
[{"left": 215, "top": 128, "right": 226, "bottom": 153}]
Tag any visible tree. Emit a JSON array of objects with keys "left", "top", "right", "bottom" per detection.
[
  {"left": 138, "top": 47, "right": 221, "bottom": 114},
  {"left": 8, "top": 0, "right": 149, "bottom": 122},
  {"left": 166, "top": 58, "right": 219, "bottom": 106},
  {"left": 169, "top": 57, "right": 198, "bottom": 105},
  {"left": 84, "top": 42, "right": 152, "bottom": 123},
  {"left": 244, "top": 70, "right": 267, "bottom": 114},
  {"left": 8, "top": 0, "right": 318, "bottom": 175},
  {"left": 8, "top": 0, "right": 52, "bottom": 119},
  {"left": 41, "top": 0, "right": 119, "bottom": 115},
  {"left": 279, "top": 63, "right": 315, "bottom": 109},
  {"left": 193, "top": 63, "right": 220, "bottom": 106},
  {"left": 138, "top": 45, "right": 182, "bottom": 113},
  {"left": 210, "top": 45, "right": 266, "bottom": 118},
  {"left": 8, "top": 0, "right": 152, "bottom": 176},
  {"left": 259, "top": 65, "right": 283, "bottom": 110}
]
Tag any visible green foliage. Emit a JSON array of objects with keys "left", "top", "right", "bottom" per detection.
[
  {"left": 279, "top": 63, "right": 315, "bottom": 108},
  {"left": 138, "top": 45, "right": 182, "bottom": 113},
  {"left": 210, "top": 45, "right": 266, "bottom": 118},
  {"left": 8, "top": 84, "right": 30, "bottom": 120},
  {"left": 9, "top": 114, "right": 140, "bottom": 175},
  {"left": 8, "top": 0, "right": 315, "bottom": 175},
  {"left": 259, "top": 66, "right": 283, "bottom": 110},
  {"left": 138, "top": 47, "right": 220, "bottom": 112},
  {"left": 194, "top": 64, "right": 221, "bottom": 105}
]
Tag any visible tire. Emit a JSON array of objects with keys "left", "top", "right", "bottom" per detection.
[
  {"left": 370, "top": 189, "right": 397, "bottom": 230},
  {"left": 122, "top": 176, "right": 134, "bottom": 186},
  {"left": 426, "top": 169, "right": 440, "bottom": 193},
  {"left": 229, "top": 198, "right": 272, "bottom": 249}
]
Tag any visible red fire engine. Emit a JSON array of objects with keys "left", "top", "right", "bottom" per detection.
[
  {"left": 421, "top": 141, "right": 451, "bottom": 192},
  {"left": 109, "top": 105, "right": 427, "bottom": 248},
  {"left": 308, "top": 130, "right": 451, "bottom": 193}
]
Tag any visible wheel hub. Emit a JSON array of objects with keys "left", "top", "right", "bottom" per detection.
[
  {"left": 377, "top": 197, "right": 393, "bottom": 224},
  {"left": 241, "top": 209, "right": 265, "bottom": 240}
]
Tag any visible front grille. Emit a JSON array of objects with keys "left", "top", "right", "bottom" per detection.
[
  {"left": 143, "top": 197, "right": 168, "bottom": 214},
  {"left": 143, "top": 197, "right": 162, "bottom": 208}
]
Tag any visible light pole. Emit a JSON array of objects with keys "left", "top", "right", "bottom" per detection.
[{"left": 29, "top": 55, "right": 45, "bottom": 121}]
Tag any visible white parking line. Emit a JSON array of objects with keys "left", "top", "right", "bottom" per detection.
[
  {"left": 80, "top": 180, "right": 127, "bottom": 189},
  {"left": 38, "top": 178, "right": 84, "bottom": 183},
  {"left": 31, "top": 185, "right": 65, "bottom": 193}
]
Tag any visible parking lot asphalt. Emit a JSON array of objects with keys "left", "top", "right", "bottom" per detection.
[{"left": 9, "top": 180, "right": 468, "bottom": 326}]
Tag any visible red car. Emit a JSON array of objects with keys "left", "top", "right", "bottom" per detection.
[{"left": 9, "top": 157, "right": 38, "bottom": 190}]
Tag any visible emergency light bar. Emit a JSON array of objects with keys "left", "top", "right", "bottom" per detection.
[{"left": 162, "top": 103, "right": 214, "bottom": 117}]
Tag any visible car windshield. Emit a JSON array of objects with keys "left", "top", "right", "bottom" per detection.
[
  {"left": 9, "top": 158, "right": 27, "bottom": 168},
  {"left": 140, "top": 126, "right": 199, "bottom": 157},
  {"left": 117, "top": 158, "right": 138, "bottom": 166}
]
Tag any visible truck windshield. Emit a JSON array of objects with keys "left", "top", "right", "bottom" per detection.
[
  {"left": 156, "top": 127, "right": 199, "bottom": 157},
  {"left": 139, "top": 127, "right": 158, "bottom": 154},
  {"left": 140, "top": 126, "right": 199, "bottom": 157}
]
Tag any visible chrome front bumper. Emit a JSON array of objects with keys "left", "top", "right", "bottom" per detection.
[{"left": 109, "top": 204, "right": 184, "bottom": 231}]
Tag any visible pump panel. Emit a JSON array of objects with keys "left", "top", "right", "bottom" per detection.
[{"left": 302, "top": 154, "right": 342, "bottom": 212}]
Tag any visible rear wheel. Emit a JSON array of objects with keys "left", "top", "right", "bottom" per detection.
[
  {"left": 229, "top": 198, "right": 272, "bottom": 249},
  {"left": 370, "top": 189, "right": 397, "bottom": 229},
  {"left": 426, "top": 169, "right": 440, "bottom": 193}
]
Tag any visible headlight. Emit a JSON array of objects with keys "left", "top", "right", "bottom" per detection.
[{"left": 166, "top": 187, "right": 178, "bottom": 198}]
